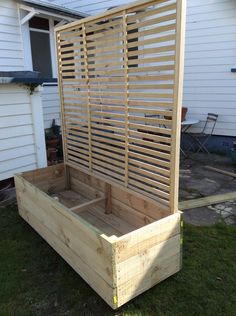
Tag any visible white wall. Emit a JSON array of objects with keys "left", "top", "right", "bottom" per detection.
[
  {"left": 0, "top": 84, "right": 47, "bottom": 180},
  {"left": 0, "top": 0, "right": 24, "bottom": 71},
  {"left": 184, "top": 0, "right": 236, "bottom": 136},
  {"left": 42, "top": 84, "right": 61, "bottom": 128},
  {"left": 50, "top": 0, "right": 236, "bottom": 137},
  {"left": 0, "top": 85, "right": 36, "bottom": 180}
]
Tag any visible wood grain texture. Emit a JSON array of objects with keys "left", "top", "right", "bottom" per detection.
[
  {"left": 56, "top": 0, "right": 185, "bottom": 213},
  {"left": 16, "top": 0, "right": 185, "bottom": 309},
  {"left": 179, "top": 191, "right": 236, "bottom": 210}
]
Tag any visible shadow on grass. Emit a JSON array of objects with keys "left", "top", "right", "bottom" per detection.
[{"left": 0, "top": 204, "right": 235, "bottom": 316}]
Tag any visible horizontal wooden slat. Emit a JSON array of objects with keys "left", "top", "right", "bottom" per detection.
[
  {"left": 129, "top": 178, "right": 169, "bottom": 203},
  {"left": 129, "top": 157, "right": 170, "bottom": 177},
  {"left": 128, "top": 115, "right": 172, "bottom": 126},
  {"left": 129, "top": 123, "right": 171, "bottom": 136},
  {"left": 129, "top": 129, "right": 171, "bottom": 145},
  {"left": 127, "top": 35, "right": 175, "bottom": 50},
  {"left": 127, "top": 6, "right": 176, "bottom": 23},
  {"left": 57, "top": 0, "right": 182, "bottom": 209},
  {"left": 128, "top": 137, "right": 171, "bottom": 153},
  {"left": 92, "top": 152, "right": 125, "bottom": 168},
  {"left": 128, "top": 21, "right": 175, "bottom": 40},
  {"left": 92, "top": 163, "right": 124, "bottom": 181},
  {"left": 129, "top": 151, "right": 170, "bottom": 168},
  {"left": 91, "top": 140, "right": 125, "bottom": 155},
  {"left": 91, "top": 134, "right": 125, "bottom": 148}
]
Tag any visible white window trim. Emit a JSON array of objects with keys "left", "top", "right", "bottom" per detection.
[
  {"left": 21, "top": 20, "right": 33, "bottom": 71},
  {"left": 20, "top": 10, "right": 72, "bottom": 80}
]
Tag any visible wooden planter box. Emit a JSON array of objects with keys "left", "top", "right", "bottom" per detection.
[
  {"left": 15, "top": 0, "right": 186, "bottom": 309},
  {"left": 15, "top": 163, "right": 182, "bottom": 309}
]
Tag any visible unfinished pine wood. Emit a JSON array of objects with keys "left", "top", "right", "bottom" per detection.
[
  {"left": 105, "top": 183, "right": 112, "bottom": 214},
  {"left": 15, "top": 160, "right": 181, "bottom": 309},
  {"left": 70, "top": 196, "right": 105, "bottom": 213},
  {"left": 205, "top": 166, "right": 236, "bottom": 178},
  {"left": 179, "top": 191, "right": 236, "bottom": 210},
  {"left": 56, "top": 0, "right": 185, "bottom": 213},
  {"left": 13, "top": 0, "right": 186, "bottom": 309}
]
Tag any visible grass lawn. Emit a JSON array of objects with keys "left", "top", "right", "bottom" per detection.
[{"left": 0, "top": 204, "right": 236, "bottom": 316}]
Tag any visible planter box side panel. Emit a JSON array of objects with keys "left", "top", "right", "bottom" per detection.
[
  {"left": 69, "top": 166, "right": 170, "bottom": 227},
  {"left": 114, "top": 213, "right": 182, "bottom": 307},
  {"left": 21, "top": 163, "right": 66, "bottom": 193},
  {"left": 15, "top": 173, "right": 115, "bottom": 308}
]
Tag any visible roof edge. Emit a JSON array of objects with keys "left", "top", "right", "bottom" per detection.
[{"left": 18, "top": 0, "right": 88, "bottom": 20}]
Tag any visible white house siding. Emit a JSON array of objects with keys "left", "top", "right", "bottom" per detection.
[
  {"left": 46, "top": 0, "right": 236, "bottom": 137},
  {"left": 0, "top": 0, "right": 24, "bottom": 71},
  {"left": 42, "top": 84, "right": 61, "bottom": 128},
  {"left": 0, "top": 85, "right": 37, "bottom": 180},
  {"left": 183, "top": 0, "right": 236, "bottom": 136},
  {"left": 41, "top": 0, "right": 133, "bottom": 15}
]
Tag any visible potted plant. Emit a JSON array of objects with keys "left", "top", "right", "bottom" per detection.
[{"left": 45, "top": 128, "right": 59, "bottom": 148}]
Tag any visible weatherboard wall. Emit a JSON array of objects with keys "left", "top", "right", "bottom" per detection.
[
  {"left": 44, "top": 0, "right": 236, "bottom": 137},
  {"left": 0, "top": 0, "right": 24, "bottom": 71}
]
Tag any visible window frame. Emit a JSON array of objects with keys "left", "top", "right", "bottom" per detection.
[{"left": 21, "top": 15, "right": 61, "bottom": 79}]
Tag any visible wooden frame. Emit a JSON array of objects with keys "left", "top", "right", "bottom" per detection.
[
  {"left": 15, "top": 0, "right": 186, "bottom": 309},
  {"left": 55, "top": 0, "right": 186, "bottom": 213},
  {"left": 15, "top": 164, "right": 182, "bottom": 308}
]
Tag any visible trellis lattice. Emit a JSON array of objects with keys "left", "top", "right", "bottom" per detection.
[{"left": 56, "top": 0, "right": 185, "bottom": 212}]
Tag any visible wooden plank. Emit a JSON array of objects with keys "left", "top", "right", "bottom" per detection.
[
  {"left": 128, "top": 137, "right": 171, "bottom": 153},
  {"left": 88, "top": 207, "right": 137, "bottom": 235},
  {"left": 67, "top": 164, "right": 170, "bottom": 214},
  {"left": 128, "top": 130, "right": 171, "bottom": 145},
  {"left": 129, "top": 123, "right": 171, "bottom": 136},
  {"left": 111, "top": 199, "right": 155, "bottom": 228},
  {"left": 179, "top": 191, "right": 236, "bottom": 210},
  {"left": 127, "top": 21, "right": 176, "bottom": 40},
  {"left": 70, "top": 196, "right": 105, "bottom": 213},
  {"left": 116, "top": 240, "right": 180, "bottom": 307},
  {"left": 55, "top": 0, "right": 164, "bottom": 32},
  {"left": 169, "top": 0, "right": 186, "bottom": 214},
  {"left": 70, "top": 176, "right": 103, "bottom": 199},
  {"left": 116, "top": 235, "right": 180, "bottom": 286},
  {"left": 82, "top": 24, "right": 92, "bottom": 170},
  {"left": 129, "top": 151, "right": 170, "bottom": 168},
  {"left": 22, "top": 164, "right": 65, "bottom": 193},
  {"left": 115, "top": 212, "right": 181, "bottom": 262},
  {"left": 127, "top": 36, "right": 175, "bottom": 51},
  {"left": 127, "top": 16, "right": 175, "bottom": 32},
  {"left": 56, "top": 33, "right": 70, "bottom": 188},
  {"left": 128, "top": 55, "right": 175, "bottom": 66},
  {"left": 128, "top": 143, "right": 170, "bottom": 160},
  {"left": 18, "top": 207, "right": 115, "bottom": 308},
  {"left": 123, "top": 11, "right": 129, "bottom": 187},
  {"left": 105, "top": 183, "right": 112, "bottom": 214},
  {"left": 128, "top": 178, "right": 169, "bottom": 201},
  {"left": 205, "top": 165, "right": 236, "bottom": 178},
  {"left": 79, "top": 210, "right": 122, "bottom": 237},
  {"left": 15, "top": 175, "right": 114, "bottom": 286},
  {"left": 128, "top": 3, "right": 176, "bottom": 24},
  {"left": 57, "top": 0, "right": 184, "bottom": 219}
]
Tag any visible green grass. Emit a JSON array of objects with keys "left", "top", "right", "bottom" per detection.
[{"left": 0, "top": 204, "right": 236, "bottom": 316}]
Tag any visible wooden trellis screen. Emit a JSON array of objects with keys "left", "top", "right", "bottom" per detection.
[{"left": 56, "top": 0, "right": 185, "bottom": 213}]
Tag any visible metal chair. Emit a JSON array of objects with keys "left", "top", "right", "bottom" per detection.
[{"left": 191, "top": 113, "right": 218, "bottom": 153}]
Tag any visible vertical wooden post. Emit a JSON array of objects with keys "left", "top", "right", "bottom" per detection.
[
  {"left": 55, "top": 31, "right": 70, "bottom": 189},
  {"left": 122, "top": 11, "right": 129, "bottom": 187},
  {"left": 169, "top": 0, "right": 186, "bottom": 213},
  {"left": 82, "top": 23, "right": 92, "bottom": 171},
  {"left": 105, "top": 183, "right": 112, "bottom": 214}
]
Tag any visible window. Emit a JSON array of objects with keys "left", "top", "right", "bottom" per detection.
[{"left": 29, "top": 17, "right": 53, "bottom": 78}]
